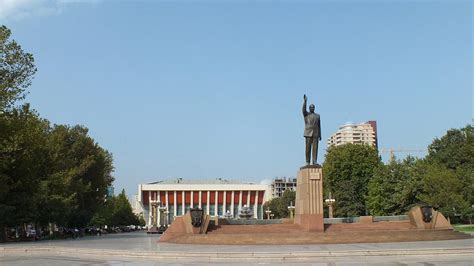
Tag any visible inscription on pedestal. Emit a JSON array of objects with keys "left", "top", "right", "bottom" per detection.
[{"left": 310, "top": 170, "right": 321, "bottom": 180}]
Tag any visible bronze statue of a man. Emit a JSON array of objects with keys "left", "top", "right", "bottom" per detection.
[{"left": 302, "top": 94, "right": 321, "bottom": 165}]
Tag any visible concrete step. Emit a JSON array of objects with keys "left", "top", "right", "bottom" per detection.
[
  {"left": 172, "top": 229, "right": 472, "bottom": 245},
  {"left": 325, "top": 221, "right": 415, "bottom": 232}
]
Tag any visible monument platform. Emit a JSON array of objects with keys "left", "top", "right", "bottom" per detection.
[
  {"left": 159, "top": 221, "right": 470, "bottom": 245},
  {"left": 159, "top": 203, "right": 471, "bottom": 245},
  {"left": 158, "top": 165, "right": 471, "bottom": 245}
]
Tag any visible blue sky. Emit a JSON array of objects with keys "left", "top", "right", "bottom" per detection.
[{"left": 1, "top": 0, "right": 472, "bottom": 197}]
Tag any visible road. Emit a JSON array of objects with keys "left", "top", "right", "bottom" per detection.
[{"left": 1, "top": 231, "right": 473, "bottom": 265}]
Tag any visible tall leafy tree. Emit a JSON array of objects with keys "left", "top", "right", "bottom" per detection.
[
  {"left": 46, "top": 125, "right": 114, "bottom": 227},
  {"left": 0, "top": 105, "right": 50, "bottom": 227},
  {"left": 323, "top": 144, "right": 381, "bottom": 217},
  {"left": 426, "top": 125, "right": 474, "bottom": 206},
  {"left": 110, "top": 189, "right": 138, "bottom": 226},
  {"left": 90, "top": 189, "right": 140, "bottom": 227},
  {"left": 0, "top": 25, "right": 37, "bottom": 111},
  {"left": 418, "top": 164, "right": 469, "bottom": 218},
  {"left": 0, "top": 25, "right": 115, "bottom": 237},
  {"left": 367, "top": 156, "right": 425, "bottom": 216},
  {"left": 426, "top": 125, "right": 474, "bottom": 170}
]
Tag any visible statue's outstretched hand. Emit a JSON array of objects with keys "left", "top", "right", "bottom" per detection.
[{"left": 304, "top": 94, "right": 307, "bottom": 101}]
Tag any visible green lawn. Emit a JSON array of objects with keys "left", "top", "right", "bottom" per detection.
[{"left": 453, "top": 224, "right": 474, "bottom": 232}]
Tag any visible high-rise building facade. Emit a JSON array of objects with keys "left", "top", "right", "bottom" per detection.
[
  {"left": 271, "top": 177, "right": 297, "bottom": 198},
  {"left": 327, "top": 121, "right": 378, "bottom": 148}
]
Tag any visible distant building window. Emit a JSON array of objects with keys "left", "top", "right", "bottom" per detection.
[{"left": 210, "top": 205, "right": 215, "bottom": 216}]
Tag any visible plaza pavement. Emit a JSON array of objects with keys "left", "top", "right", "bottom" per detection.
[{"left": 0, "top": 231, "right": 473, "bottom": 265}]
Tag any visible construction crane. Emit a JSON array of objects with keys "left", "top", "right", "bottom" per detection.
[{"left": 379, "top": 148, "right": 426, "bottom": 162}]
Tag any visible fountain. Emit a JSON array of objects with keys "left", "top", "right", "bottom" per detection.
[
  {"left": 224, "top": 210, "right": 233, "bottom": 219},
  {"left": 238, "top": 205, "right": 253, "bottom": 219}
]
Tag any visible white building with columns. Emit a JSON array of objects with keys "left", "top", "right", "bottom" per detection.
[{"left": 137, "top": 178, "right": 272, "bottom": 226}]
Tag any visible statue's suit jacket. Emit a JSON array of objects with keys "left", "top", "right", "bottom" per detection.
[{"left": 303, "top": 111, "right": 321, "bottom": 139}]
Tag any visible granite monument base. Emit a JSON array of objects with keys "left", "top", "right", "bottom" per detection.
[{"left": 294, "top": 165, "right": 324, "bottom": 231}]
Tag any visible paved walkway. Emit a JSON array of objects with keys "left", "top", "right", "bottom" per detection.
[{"left": 1, "top": 232, "right": 473, "bottom": 265}]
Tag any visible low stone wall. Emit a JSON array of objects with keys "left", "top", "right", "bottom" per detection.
[
  {"left": 324, "top": 215, "right": 410, "bottom": 224},
  {"left": 218, "top": 219, "right": 283, "bottom": 225},
  {"left": 374, "top": 215, "right": 409, "bottom": 222}
]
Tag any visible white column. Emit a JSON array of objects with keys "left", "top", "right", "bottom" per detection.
[
  {"left": 254, "top": 191, "right": 259, "bottom": 219},
  {"left": 206, "top": 191, "right": 210, "bottom": 215},
  {"left": 223, "top": 191, "right": 227, "bottom": 214},
  {"left": 157, "top": 191, "right": 161, "bottom": 225},
  {"left": 231, "top": 191, "right": 235, "bottom": 217},
  {"left": 173, "top": 191, "right": 177, "bottom": 217},
  {"left": 165, "top": 191, "right": 169, "bottom": 226},
  {"left": 239, "top": 190, "right": 243, "bottom": 210},
  {"left": 148, "top": 191, "right": 152, "bottom": 226},
  {"left": 247, "top": 191, "right": 251, "bottom": 208},
  {"left": 191, "top": 191, "right": 194, "bottom": 208},
  {"left": 215, "top": 191, "right": 218, "bottom": 217},
  {"left": 182, "top": 191, "right": 185, "bottom": 216},
  {"left": 199, "top": 191, "right": 202, "bottom": 208}
]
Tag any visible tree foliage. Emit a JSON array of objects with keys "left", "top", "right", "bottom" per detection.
[
  {"left": 367, "top": 125, "right": 473, "bottom": 220},
  {"left": 0, "top": 25, "right": 115, "bottom": 235},
  {"left": 0, "top": 25, "right": 37, "bottom": 111},
  {"left": 426, "top": 125, "right": 474, "bottom": 205},
  {"left": 90, "top": 189, "right": 140, "bottom": 227},
  {"left": 263, "top": 190, "right": 296, "bottom": 219},
  {"left": 0, "top": 105, "right": 50, "bottom": 227},
  {"left": 323, "top": 144, "right": 380, "bottom": 217},
  {"left": 367, "top": 157, "right": 425, "bottom": 216},
  {"left": 418, "top": 164, "right": 469, "bottom": 218}
]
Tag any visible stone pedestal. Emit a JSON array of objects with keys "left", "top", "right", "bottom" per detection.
[
  {"left": 408, "top": 206, "right": 452, "bottom": 230},
  {"left": 295, "top": 165, "right": 324, "bottom": 231}
]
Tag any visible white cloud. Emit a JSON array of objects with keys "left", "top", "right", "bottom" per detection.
[{"left": 0, "top": 0, "right": 100, "bottom": 21}]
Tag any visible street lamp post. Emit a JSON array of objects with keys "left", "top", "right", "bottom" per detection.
[
  {"left": 325, "top": 192, "right": 336, "bottom": 218},
  {"left": 147, "top": 200, "right": 160, "bottom": 234},
  {"left": 164, "top": 210, "right": 170, "bottom": 227},
  {"left": 265, "top": 207, "right": 272, "bottom": 220},
  {"left": 287, "top": 201, "right": 296, "bottom": 219},
  {"left": 159, "top": 205, "right": 167, "bottom": 226}
]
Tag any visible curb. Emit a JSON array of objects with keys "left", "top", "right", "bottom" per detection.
[{"left": 1, "top": 246, "right": 474, "bottom": 260}]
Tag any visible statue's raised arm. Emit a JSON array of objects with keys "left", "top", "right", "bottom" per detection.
[{"left": 302, "top": 94, "right": 308, "bottom": 117}]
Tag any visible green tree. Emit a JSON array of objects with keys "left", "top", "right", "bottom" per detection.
[
  {"left": 110, "top": 189, "right": 138, "bottom": 226},
  {"left": 418, "top": 164, "right": 469, "bottom": 219},
  {"left": 263, "top": 190, "right": 295, "bottom": 219},
  {"left": 0, "top": 105, "right": 50, "bottom": 229},
  {"left": 46, "top": 125, "right": 114, "bottom": 227},
  {"left": 426, "top": 125, "right": 474, "bottom": 206},
  {"left": 367, "top": 156, "right": 425, "bottom": 216},
  {"left": 422, "top": 125, "right": 474, "bottom": 219},
  {"left": 137, "top": 213, "right": 146, "bottom": 226},
  {"left": 0, "top": 25, "right": 116, "bottom": 238},
  {"left": 323, "top": 144, "right": 381, "bottom": 217},
  {"left": 426, "top": 125, "right": 474, "bottom": 170},
  {"left": 0, "top": 25, "right": 37, "bottom": 111}
]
